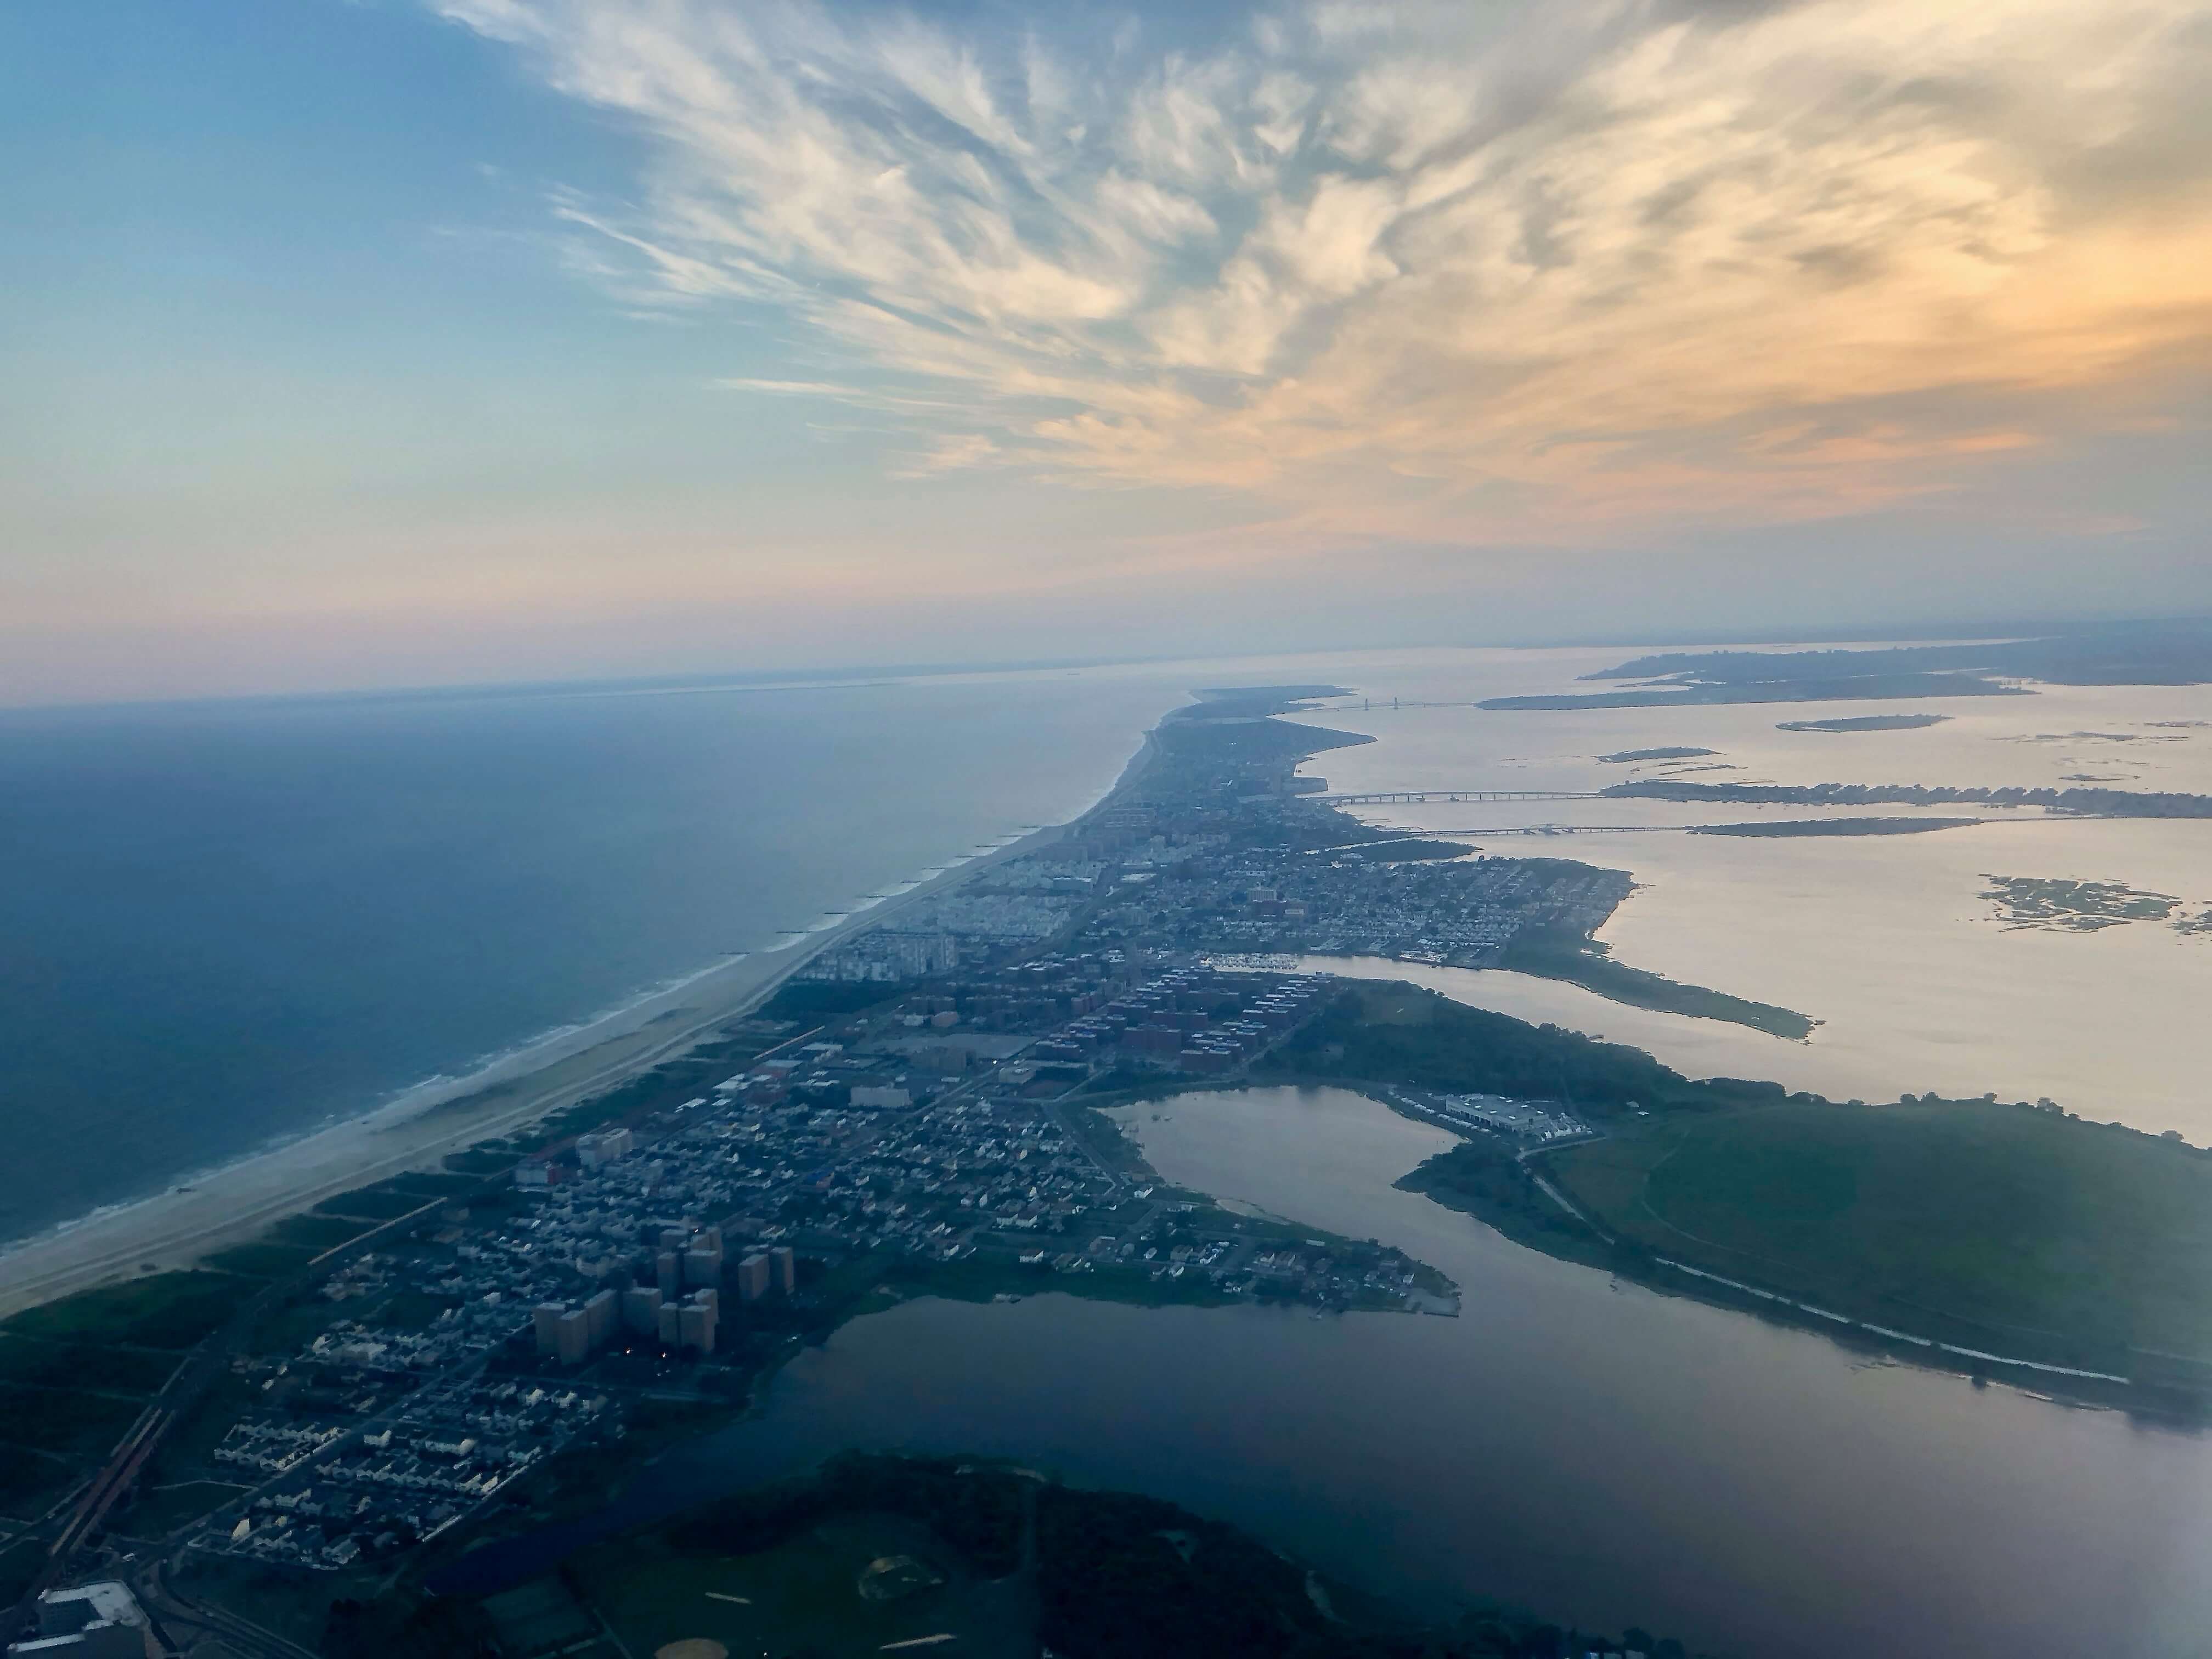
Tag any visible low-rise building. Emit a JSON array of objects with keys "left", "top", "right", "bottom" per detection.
[{"left": 8, "top": 1582, "right": 152, "bottom": 1659}]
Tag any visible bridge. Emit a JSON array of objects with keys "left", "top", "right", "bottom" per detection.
[
  {"left": 1421, "top": 823, "right": 1662, "bottom": 836},
  {"left": 1314, "top": 788, "right": 1601, "bottom": 805}
]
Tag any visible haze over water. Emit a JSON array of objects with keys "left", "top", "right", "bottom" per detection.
[
  {"left": 0, "top": 666, "right": 1189, "bottom": 1246},
  {"left": 10, "top": 641, "right": 2208, "bottom": 1247},
  {"left": 680, "top": 1082, "right": 2212, "bottom": 1659},
  {"left": 1282, "top": 648, "right": 2212, "bottom": 1136},
  {"left": 592, "top": 651, "right": 2212, "bottom": 1659},
  {"left": 14, "top": 4, "right": 2212, "bottom": 1648},
  {"left": 11, "top": 641, "right": 2212, "bottom": 1652}
]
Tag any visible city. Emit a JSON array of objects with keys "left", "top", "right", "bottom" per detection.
[{"left": 3, "top": 692, "right": 1643, "bottom": 1650}]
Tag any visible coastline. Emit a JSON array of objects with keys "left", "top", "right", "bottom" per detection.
[{"left": 0, "top": 750, "right": 1148, "bottom": 1322}]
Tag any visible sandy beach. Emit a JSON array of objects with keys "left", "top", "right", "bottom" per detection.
[{"left": 0, "top": 807, "right": 1101, "bottom": 1321}]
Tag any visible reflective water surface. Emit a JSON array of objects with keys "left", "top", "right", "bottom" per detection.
[
  {"left": 1283, "top": 657, "right": 2212, "bottom": 1136},
  {"left": 680, "top": 1087, "right": 2212, "bottom": 1659}
]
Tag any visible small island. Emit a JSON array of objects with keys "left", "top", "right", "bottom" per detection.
[
  {"left": 1981, "top": 874, "right": 2188, "bottom": 932},
  {"left": 1598, "top": 747, "right": 1719, "bottom": 763},
  {"left": 1480, "top": 672, "right": 2024, "bottom": 712},
  {"left": 1690, "top": 817, "right": 1981, "bottom": 838},
  {"left": 1776, "top": 714, "right": 1950, "bottom": 733},
  {"left": 1602, "top": 777, "right": 2212, "bottom": 817},
  {"left": 9, "top": 689, "right": 2204, "bottom": 1651},
  {"left": 1487, "top": 623, "right": 2212, "bottom": 712}
]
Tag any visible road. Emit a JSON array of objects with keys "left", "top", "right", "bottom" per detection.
[
  {"left": 140, "top": 1551, "right": 319, "bottom": 1659},
  {"left": 2, "top": 1175, "right": 522, "bottom": 1644}
]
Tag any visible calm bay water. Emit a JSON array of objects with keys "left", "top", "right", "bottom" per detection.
[
  {"left": 12, "top": 644, "right": 2212, "bottom": 1654},
  {"left": 674, "top": 1087, "right": 2212, "bottom": 1659},
  {"left": 588, "top": 646, "right": 2212, "bottom": 1656},
  {"left": 0, "top": 668, "right": 1188, "bottom": 1245},
  {"left": 1279, "top": 650, "right": 2212, "bottom": 1136},
  {"left": 19, "top": 640, "right": 2199, "bottom": 1252}
]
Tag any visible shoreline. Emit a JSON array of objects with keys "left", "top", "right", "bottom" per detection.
[
  {"left": 1406, "top": 1155, "right": 2170, "bottom": 1414},
  {"left": 0, "top": 746, "right": 1152, "bottom": 1322}
]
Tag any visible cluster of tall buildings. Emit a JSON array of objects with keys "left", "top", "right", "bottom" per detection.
[
  {"left": 532, "top": 1285, "right": 621, "bottom": 1366},
  {"left": 637, "top": 1286, "right": 718, "bottom": 1353},
  {"left": 532, "top": 1229, "right": 796, "bottom": 1363},
  {"left": 735, "top": 1244, "right": 796, "bottom": 1302},
  {"left": 655, "top": 1223, "right": 724, "bottom": 1299}
]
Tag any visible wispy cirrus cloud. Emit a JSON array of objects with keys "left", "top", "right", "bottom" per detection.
[{"left": 436, "top": 0, "right": 2212, "bottom": 541}]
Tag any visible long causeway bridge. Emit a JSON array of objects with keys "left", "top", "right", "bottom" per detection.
[{"left": 1313, "top": 787, "right": 1602, "bottom": 805}]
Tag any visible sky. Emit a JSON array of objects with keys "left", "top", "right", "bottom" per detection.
[{"left": 4, "top": 0, "right": 2210, "bottom": 703}]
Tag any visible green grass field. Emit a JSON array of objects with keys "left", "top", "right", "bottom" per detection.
[
  {"left": 0, "top": 1538, "right": 47, "bottom": 1605},
  {"left": 0, "top": 1440, "right": 76, "bottom": 1518},
  {"left": 266, "top": 1212, "right": 382, "bottom": 1252},
  {"left": 1545, "top": 1101, "right": 2212, "bottom": 1374},
  {"left": 0, "top": 1383, "right": 146, "bottom": 1460},
  {"left": 2, "top": 1271, "right": 239, "bottom": 1350},
  {"left": 314, "top": 1184, "right": 443, "bottom": 1221},
  {"left": 202, "top": 1242, "right": 320, "bottom": 1279},
  {"left": 0, "top": 1335, "right": 176, "bottom": 1394},
  {"left": 0, "top": 1333, "right": 173, "bottom": 1518}
]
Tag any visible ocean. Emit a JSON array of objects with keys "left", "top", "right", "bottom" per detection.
[
  {"left": 0, "top": 666, "right": 1188, "bottom": 1246},
  {"left": 10, "top": 642, "right": 2212, "bottom": 1654},
  {"left": 9, "top": 640, "right": 2210, "bottom": 1247}
]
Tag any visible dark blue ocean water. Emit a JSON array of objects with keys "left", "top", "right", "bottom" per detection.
[{"left": 0, "top": 668, "right": 1186, "bottom": 1245}]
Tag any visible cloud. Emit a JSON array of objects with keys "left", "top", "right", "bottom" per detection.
[
  {"left": 887, "top": 432, "right": 1002, "bottom": 479},
  {"left": 435, "top": 0, "right": 2212, "bottom": 541}
]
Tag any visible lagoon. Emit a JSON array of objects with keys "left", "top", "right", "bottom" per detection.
[
  {"left": 1284, "top": 657, "right": 2212, "bottom": 1136},
  {"left": 676, "top": 1085, "right": 2212, "bottom": 1659}
]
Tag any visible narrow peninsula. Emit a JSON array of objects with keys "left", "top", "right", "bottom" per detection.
[{"left": 7, "top": 688, "right": 2199, "bottom": 1655}]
